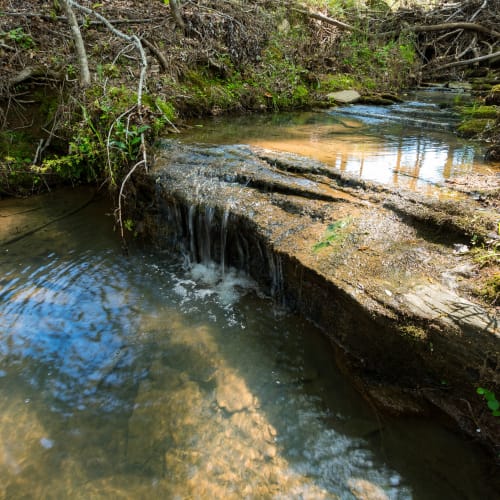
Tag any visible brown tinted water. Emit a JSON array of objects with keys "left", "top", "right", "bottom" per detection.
[
  {"left": 182, "top": 96, "right": 499, "bottom": 197},
  {"left": 0, "top": 188, "right": 497, "bottom": 498}
]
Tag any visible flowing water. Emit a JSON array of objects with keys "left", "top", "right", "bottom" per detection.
[
  {"left": 183, "top": 90, "right": 499, "bottom": 195},
  {"left": 0, "top": 189, "right": 496, "bottom": 499}
]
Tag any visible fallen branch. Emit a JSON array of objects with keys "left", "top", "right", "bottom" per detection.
[
  {"left": 141, "top": 38, "right": 168, "bottom": 71},
  {"left": 291, "top": 8, "right": 360, "bottom": 33},
  {"left": 436, "top": 49, "right": 500, "bottom": 69},
  {"left": 8, "top": 66, "right": 63, "bottom": 87},
  {"left": 2, "top": 12, "right": 154, "bottom": 25},
  {"left": 413, "top": 22, "right": 500, "bottom": 39},
  {"left": 0, "top": 42, "right": 16, "bottom": 51}
]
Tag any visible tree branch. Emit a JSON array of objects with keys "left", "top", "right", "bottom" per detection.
[
  {"left": 436, "top": 49, "right": 500, "bottom": 69},
  {"left": 170, "top": 0, "right": 185, "bottom": 32},
  {"left": 291, "top": 8, "right": 360, "bottom": 33},
  {"left": 67, "top": 0, "right": 148, "bottom": 108},
  {"left": 413, "top": 22, "right": 500, "bottom": 39},
  {"left": 62, "top": 0, "right": 91, "bottom": 86}
]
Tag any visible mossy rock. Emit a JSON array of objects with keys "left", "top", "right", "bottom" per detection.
[
  {"left": 359, "top": 93, "right": 403, "bottom": 105},
  {"left": 457, "top": 118, "right": 495, "bottom": 138},
  {"left": 485, "top": 84, "right": 500, "bottom": 105},
  {"left": 471, "top": 83, "right": 492, "bottom": 91},
  {"left": 460, "top": 105, "right": 498, "bottom": 119}
]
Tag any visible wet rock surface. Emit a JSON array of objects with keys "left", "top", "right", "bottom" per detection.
[{"left": 141, "top": 139, "right": 499, "bottom": 452}]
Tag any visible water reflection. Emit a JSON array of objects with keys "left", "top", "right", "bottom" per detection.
[
  {"left": 0, "top": 191, "right": 497, "bottom": 498},
  {"left": 182, "top": 101, "right": 497, "bottom": 195}
]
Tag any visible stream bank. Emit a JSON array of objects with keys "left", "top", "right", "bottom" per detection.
[
  {"left": 2, "top": 0, "right": 500, "bottom": 196},
  {"left": 133, "top": 138, "right": 499, "bottom": 458}
]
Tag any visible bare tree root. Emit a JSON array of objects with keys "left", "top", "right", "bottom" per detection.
[{"left": 67, "top": 0, "right": 149, "bottom": 241}]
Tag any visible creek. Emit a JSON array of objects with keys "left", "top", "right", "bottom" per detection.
[
  {"left": 183, "top": 89, "right": 496, "bottom": 194},
  {"left": 0, "top": 91, "right": 498, "bottom": 498}
]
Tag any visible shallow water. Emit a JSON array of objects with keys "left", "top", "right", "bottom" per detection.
[
  {"left": 0, "top": 190, "right": 497, "bottom": 498},
  {"left": 183, "top": 91, "right": 499, "bottom": 196}
]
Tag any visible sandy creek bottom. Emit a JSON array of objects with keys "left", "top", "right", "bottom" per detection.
[{"left": 0, "top": 189, "right": 495, "bottom": 499}]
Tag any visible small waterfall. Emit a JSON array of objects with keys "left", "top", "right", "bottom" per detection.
[
  {"left": 163, "top": 198, "right": 288, "bottom": 304},
  {"left": 188, "top": 205, "right": 196, "bottom": 259},
  {"left": 220, "top": 207, "right": 230, "bottom": 275},
  {"left": 267, "top": 249, "right": 284, "bottom": 305},
  {"left": 201, "top": 206, "right": 215, "bottom": 263}
]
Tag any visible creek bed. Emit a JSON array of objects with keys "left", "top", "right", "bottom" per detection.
[{"left": 0, "top": 188, "right": 497, "bottom": 498}]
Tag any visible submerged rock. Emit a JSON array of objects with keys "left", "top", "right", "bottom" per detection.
[
  {"left": 215, "top": 368, "right": 257, "bottom": 413},
  {"left": 138, "top": 139, "right": 499, "bottom": 452}
]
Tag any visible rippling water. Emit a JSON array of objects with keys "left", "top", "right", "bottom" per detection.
[{"left": 0, "top": 190, "right": 496, "bottom": 498}]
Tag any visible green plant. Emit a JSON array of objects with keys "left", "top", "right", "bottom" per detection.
[
  {"left": 110, "top": 121, "right": 150, "bottom": 159},
  {"left": 477, "top": 387, "right": 500, "bottom": 416},
  {"left": 338, "top": 29, "right": 416, "bottom": 90},
  {"left": 313, "top": 218, "right": 350, "bottom": 252},
  {"left": 6, "top": 27, "right": 35, "bottom": 48},
  {"left": 471, "top": 240, "right": 500, "bottom": 267}
]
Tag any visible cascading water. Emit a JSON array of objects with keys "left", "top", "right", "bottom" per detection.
[
  {"left": 2, "top": 90, "right": 499, "bottom": 497},
  {"left": 163, "top": 196, "right": 286, "bottom": 304}
]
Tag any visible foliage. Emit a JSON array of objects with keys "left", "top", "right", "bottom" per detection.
[
  {"left": 313, "top": 218, "right": 350, "bottom": 252},
  {"left": 35, "top": 82, "right": 174, "bottom": 187},
  {"left": 477, "top": 387, "right": 500, "bottom": 417},
  {"left": 338, "top": 29, "right": 417, "bottom": 90},
  {"left": 0, "top": 131, "right": 41, "bottom": 195},
  {"left": 318, "top": 73, "right": 360, "bottom": 92},
  {"left": 5, "top": 27, "right": 35, "bottom": 48}
]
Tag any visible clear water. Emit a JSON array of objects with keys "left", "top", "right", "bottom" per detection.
[
  {"left": 0, "top": 190, "right": 496, "bottom": 498},
  {"left": 183, "top": 95, "right": 499, "bottom": 196}
]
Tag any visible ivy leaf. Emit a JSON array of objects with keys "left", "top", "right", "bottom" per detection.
[{"left": 487, "top": 399, "right": 500, "bottom": 412}]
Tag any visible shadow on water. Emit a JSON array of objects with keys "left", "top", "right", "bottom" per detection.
[{"left": 0, "top": 189, "right": 498, "bottom": 497}]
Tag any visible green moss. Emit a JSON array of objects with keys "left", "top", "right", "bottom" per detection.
[
  {"left": 478, "top": 274, "right": 500, "bottom": 305},
  {"left": 461, "top": 105, "right": 499, "bottom": 119},
  {"left": 457, "top": 118, "right": 495, "bottom": 138},
  {"left": 399, "top": 325, "right": 428, "bottom": 341}
]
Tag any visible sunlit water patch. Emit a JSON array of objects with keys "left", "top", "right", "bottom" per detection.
[
  {"left": 183, "top": 93, "right": 498, "bottom": 195},
  {"left": 0, "top": 192, "right": 496, "bottom": 498}
]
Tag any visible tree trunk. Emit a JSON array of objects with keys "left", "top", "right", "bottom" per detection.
[
  {"left": 62, "top": 0, "right": 91, "bottom": 86},
  {"left": 170, "top": 0, "right": 185, "bottom": 32}
]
